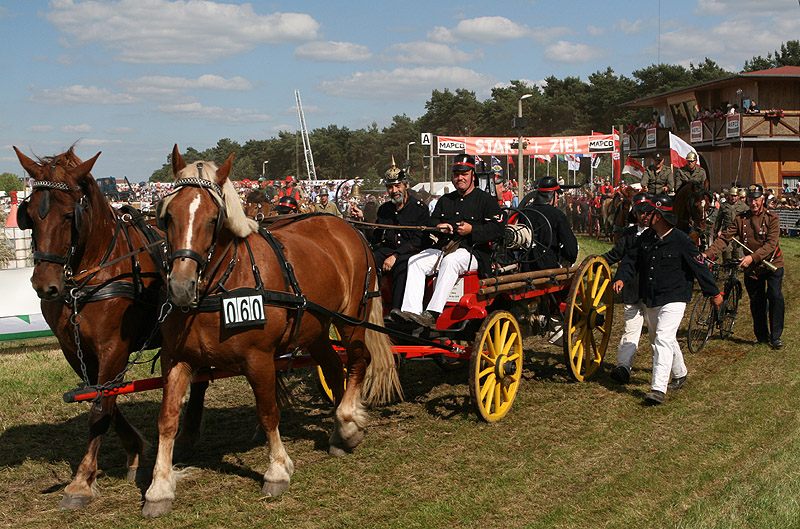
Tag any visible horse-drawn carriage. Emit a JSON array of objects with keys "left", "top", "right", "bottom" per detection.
[{"left": 14, "top": 145, "right": 614, "bottom": 517}]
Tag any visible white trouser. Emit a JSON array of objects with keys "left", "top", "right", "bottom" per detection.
[
  {"left": 645, "top": 302, "right": 688, "bottom": 393},
  {"left": 401, "top": 247, "right": 477, "bottom": 315},
  {"left": 617, "top": 301, "right": 648, "bottom": 369}
]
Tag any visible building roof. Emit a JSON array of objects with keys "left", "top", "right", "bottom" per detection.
[
  {"left": 624, "top": 66, "right": 800, "bottom": 107},
  {"left": 743, "top": 65, "right": 800, "bottom": 76}
]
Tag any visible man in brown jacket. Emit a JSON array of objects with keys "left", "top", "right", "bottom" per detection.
[{"left": 704, "top": 184, "right": 784, "bottom": 349}]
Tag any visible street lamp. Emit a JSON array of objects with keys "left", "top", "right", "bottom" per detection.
[
  {"left": 262, "top": 160, "right": 269, "bottom": 178},
  {"left": 515, "top": 94, "right": 533, "bottom": 200},
  {"left": 406, "top": 141, "right": 416, "bottom": 168}
]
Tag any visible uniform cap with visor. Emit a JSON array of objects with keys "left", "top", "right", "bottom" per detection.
[
  {"left": 452, "top": 154, "right": 476, "bottom": 173},
  {"left": 383, "top": 155, "right": 407, "bottom": 186},
  {"left": 747, "top": 184, "right": 764, "bottom": 198}
]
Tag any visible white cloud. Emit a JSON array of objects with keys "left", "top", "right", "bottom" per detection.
[
  {"left": 530, "top": 26, "right": 573, "bottom": 46},
  {"left": 294, "top": 41, "right": 372, "bottom": 62},
  {"left": 319, "top": 66, "right": 495, "bottom": 100},
  {"left": 45, "top": 0, "right": 320, "bottom": 64},
  {"left": 384, "top": 41, "right": 481, "bottom": 65},
  {"left": 272, "top": 123, "right": 296, "bottom": 133},
  {"left": 616, "top": 19, "right": 644, "bottom": 35},
  {"left": 62, "top": 124, "right": 93, "bottom": 133},
  {"left": 587, "top": 26, "right": 606, "bottom": 37},
  {"left": 29, "top": 84, "right": 139, "bottom": 104},
  {"left": 154, "top": 102, "right": 272, "bottom": 124},
  {"left": 429, "top": 16, "right": 532, "bottom": 44},
  {"left": 283, "top": 105, "right": 325, "bottom": 115},
  {"left": 121, "top": 74, "right": 253, "bottom": 97},
  {"left": 27, "top": 125, "right": 54, "bottom": 133},
  {"left": 696, "top": 0, "right": 786, "bottom": 17},
  {"left": 544, "top": 41, "right": 606, "bottom": 63}
]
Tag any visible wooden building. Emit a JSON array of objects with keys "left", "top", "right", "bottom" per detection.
[{"left": 623, "top": 66, "right": 800, "bottom": 193}]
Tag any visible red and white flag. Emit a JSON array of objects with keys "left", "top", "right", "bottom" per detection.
[
  {"left": 669, "top": 132, "right": 698, "bottom": 167},
  {"left": 622, "top": 157, "right": 645, "bottom": 179}
]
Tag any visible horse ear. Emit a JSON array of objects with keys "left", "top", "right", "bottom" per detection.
[
  {"left": 171, "top": 144, "right": 186, "bottom": 176},
  {"left": 13, "top": 146, "right": 44, "bottom": 180},
  {"left": 70, "top": 152, "right": 101, "bottom": 189},
  {"left": 215, "top": 152, "right": 235, "bottom": 185}
]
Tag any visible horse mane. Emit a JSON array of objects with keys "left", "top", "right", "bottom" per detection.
[
  {"left": 164, "top": 160, "right": 258, "bottom": 238},
  {"left": 34, "top": 145, "right": 84, "bottom": 183}
]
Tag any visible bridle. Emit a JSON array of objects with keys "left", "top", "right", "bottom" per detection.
[
  {"left": 158, "top": 164, "right": 227, "bottom": 281},
  {"left": 18, "top": 176, "right": 88, "bottom": 276}
]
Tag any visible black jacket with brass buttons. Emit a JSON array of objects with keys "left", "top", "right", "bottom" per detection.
[{"left": 615, "top": 227, "right": 719, "bottom": 308}]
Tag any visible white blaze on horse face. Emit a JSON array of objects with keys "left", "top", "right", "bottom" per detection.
[{"left": 180, "top": 193, "right": 203, "bottom": 250}]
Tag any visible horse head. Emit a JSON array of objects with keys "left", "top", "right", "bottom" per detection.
[
  {"left": 14, "top": 146, "right": 102, "bottom": 300},
  {"left": 159, "top": 145, "right": 257, "bottom": 307}
]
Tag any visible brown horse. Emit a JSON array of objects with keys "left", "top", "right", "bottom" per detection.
[
  {"left": 601, "top": 186, "right": 634, "bottom": 242},
  {"left": 143, "top": 146, "right": 401, "bottom": 518},
  {"left": 674, "top": 182, "right": 714, "bottom": 247},
  {"left": 244, "top": 190, "right": 274, "bottom": 219},
  {"left": 12, "top": 146, "right": 208, "bottom": 510}
]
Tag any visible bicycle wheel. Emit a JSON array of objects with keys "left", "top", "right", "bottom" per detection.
[
  {"left": 719, "top": 281, "right": 742, "bottom": 339},
  {"left": 687, "top": 296, "right": 715, "bottom": 354}
]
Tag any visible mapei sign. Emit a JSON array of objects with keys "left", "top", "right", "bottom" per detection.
[
  {"left": 437, "top": 137, "right": 466, "bottom": 154},
  {"left": 587, "top": 138, "right": 615, "bottom": 152}
]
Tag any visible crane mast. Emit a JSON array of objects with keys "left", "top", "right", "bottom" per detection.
[{"left": 294, "top": 90, "right": 316, "bottom": 181}]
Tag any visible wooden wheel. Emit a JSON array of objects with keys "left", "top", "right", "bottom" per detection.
[
  {"left": 317, "top": 325, "right": 346, "bottom": 404},
  {"left": 562, "top": 255, "right": 614, "bottom": 381},
  {"left": 469, "top": 311, "right": 524, "bottom": 422}
]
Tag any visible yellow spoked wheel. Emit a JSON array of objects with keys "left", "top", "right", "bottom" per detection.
[
  {"left": 317, "top": 325, "right": 347, "bottom": 404},
  {"left": 563, "top": 255, "right": 614, "bottom": 382},
  {"left": 469, "top": 311, "right": 524, "bottom": 422}
]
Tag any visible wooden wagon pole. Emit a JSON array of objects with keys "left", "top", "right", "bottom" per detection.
[
  {"left": 479, "top": 266, "right": 579, "bottom": 288},
  {"left": 477, "top": 272, "right": 573, "bottom": 297}
]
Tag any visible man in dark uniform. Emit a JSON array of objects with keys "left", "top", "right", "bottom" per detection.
[
  {"left": 640, "top": 152, "right": 674, "bottom": 194},
  {"left": 675, "top": 151, "right": 707, "bottom": 190},
  {"left": 601, "top": 192, "right": 653, "bottom": 384},
  {"left": 371, "top": 164, "right": 430, "bottom": 310},
  {"left": 396, "top": 154, "right": 504, "bottom": 328},
  {"left": 520, "top": 176, "right": 578, "bottom": 271},
  {"left": 704, "top": 183, "right": 785, "bottom": 349},
  {"left": 614, "top": 194, "right": 722, "bottom": 405}
]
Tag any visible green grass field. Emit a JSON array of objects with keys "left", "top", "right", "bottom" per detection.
[{"left": 0, "top": 235, "right": 798, "bottom": 529}]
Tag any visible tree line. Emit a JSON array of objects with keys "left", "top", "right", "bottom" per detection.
[{"left": 143, "top": 40, "right": 800, "bottom": 189}]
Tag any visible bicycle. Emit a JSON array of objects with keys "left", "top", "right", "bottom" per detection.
[{"left": 686, "top": 260, "right": 744, "bottom": 354}]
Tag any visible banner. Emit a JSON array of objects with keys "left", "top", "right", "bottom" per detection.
[
  {"left": 437, "top": 133, "right": 617, "bottom": 156},
  {"left": 622, "top": 157, "right": 645, "bottom": 179}
]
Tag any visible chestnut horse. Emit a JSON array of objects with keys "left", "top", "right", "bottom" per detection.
[
  {"left": 601, "top": 186, "right": 634, "bottom": 241},
  {"left": 244, "top": 189, "right": 273, "bottom": 219},
  {"left": 12, "top": 146, "right": 208, "bottom": 510},
  {"left": 143, "top": 146, "right": 401, "bottom": 518},
  {"left": 674, "top": 182, "right": 714, "bottom": 247}
]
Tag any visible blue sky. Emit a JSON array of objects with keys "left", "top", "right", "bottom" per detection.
[{"left": 1, "top": 0, "right": 797, "bottom": 182}]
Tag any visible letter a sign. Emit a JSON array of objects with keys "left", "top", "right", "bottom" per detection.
[{"left": 421, "top": 133, "right": 432, "bottom": 146}]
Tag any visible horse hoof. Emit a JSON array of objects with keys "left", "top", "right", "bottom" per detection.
[
  {"left": 58, "top": 493, "right": 92, "bottom": 510},
  {"left": 328, "top": 444, "right": 348, "bottom": 457},
  {"left": 262, "top": 480, "right": 289, "bottom": 497},
  {"left": 142, "top": 499, "right": 173, "bottom": 519}
]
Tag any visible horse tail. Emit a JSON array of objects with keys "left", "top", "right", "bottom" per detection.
[{"left": 361, "top": 274, "right": 403, "bottom": 406}]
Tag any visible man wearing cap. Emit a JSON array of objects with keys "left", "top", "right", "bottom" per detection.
[
  {"left": 314, "top": 187, "right": 342, "bottom": 218},
  {"left": 520, "top": 176, "right": 578, "bottom": 271},
  {"left": 614, "top": 194, "right": 722, "bottom": 404},
  {"left": 641, "top": 153, "right": 674, "bottom": 194},
  {"left": 257, "top": 177, "right": 273, "bottom": 201},
  {"left": 704, "top": 183, "right": 784, "bottom": 349},
  {"left": 396, "top": 154, "right": 504, "bottom": 328},
  {"left": 715, "top": 186, "right": 748, "bottom": 262},
  {"left": 602, "top": 193, "right": 654, "bottom": 384},
  {"left": 371, "top": 164, "right": 430, "bottom": 310},
  {"left": 675, "top": 152, "right": 708, "bottom": 190}
]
